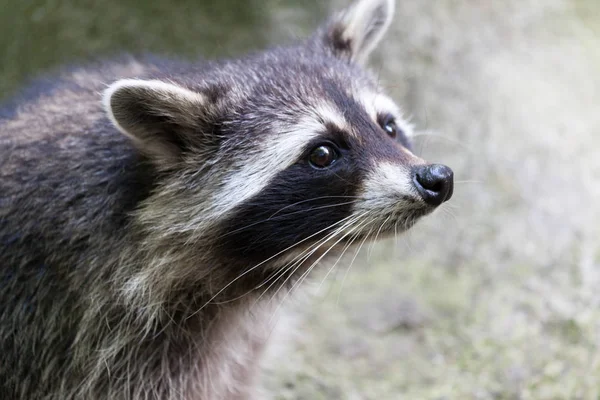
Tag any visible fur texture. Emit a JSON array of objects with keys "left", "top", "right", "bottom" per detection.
[{"left": 0, "top": 0, "right": 452, "bottom": 399}]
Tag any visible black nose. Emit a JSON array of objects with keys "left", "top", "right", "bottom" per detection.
[{"left": 412, "top": 164, "right": 454, "bottom": 206}]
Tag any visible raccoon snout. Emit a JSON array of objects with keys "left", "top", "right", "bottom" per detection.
[{"left": 412, "top": 164, "right": 454, "bottom": 206}]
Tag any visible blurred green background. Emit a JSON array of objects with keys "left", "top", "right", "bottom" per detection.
[
  {"left": 2, "top": 0, "right": 600, "bottom": 399},
  {"left": 0, "top": 0, "right": 327, "bottom": 99}
]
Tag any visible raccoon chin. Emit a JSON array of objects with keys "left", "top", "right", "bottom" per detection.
[{"left": 342, "top": 207, "right": 434, "bottom": 244}]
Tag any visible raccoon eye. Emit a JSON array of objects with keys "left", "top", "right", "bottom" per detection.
[
  {"left": 379, "top": 114, "right": 411, "bottom": 149},
  {"left": 380, "top": 116, "right": 399, "bottom": 139},
  {"left": 309, "top": 145, "right": 338, "bottom": 169}
]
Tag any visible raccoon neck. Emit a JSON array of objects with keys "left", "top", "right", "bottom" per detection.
[
  {"left": 76, "top": 286, "right": 275, "bottom": 399},
  {"left": 70, "top": 214, "right": 313, "bottom": 398},
  {"left": 117, "top": 225, "right": 326, "bottom": 320}
]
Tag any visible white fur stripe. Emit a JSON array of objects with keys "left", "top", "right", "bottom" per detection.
[
  {"left": 312, "top": 102, "right": 350, "bottom": 133},
  {"left": 360, "top": 92, "right": 414, "bottom": 138},
  {"left": 208, "top": 116, "right": 322, "bottom": 217},
  {"left": 354, "top": 161, "right": 418, "bottom": 214}
]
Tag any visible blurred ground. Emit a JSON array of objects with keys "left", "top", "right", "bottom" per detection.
[{"left": 1, "top": 0, "right": 599, "bottom": 399}]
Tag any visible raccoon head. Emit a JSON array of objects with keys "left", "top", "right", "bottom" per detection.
[{"left": 103, "top": 0, "right": 453, "bottom": 277}]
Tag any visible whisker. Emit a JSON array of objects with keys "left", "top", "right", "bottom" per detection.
[
  {"left": 267, "top": 196, "right": 360, "bottom": 216},
  {"left": 439, "top": 206, "right": 459, "bottom": 224},
  {"left": 253, "top": 212, "right": 366, "bottom": 310},
  {"left": 186, "top": 213, "right": 360, "bottom": 319},
  {"left": 411, "top": 131, "right": 477, "bottom": 154},
  {"left": 397, "top": 214, "right": 417, "bottom": 253},
  {"left": 215, "top": 199, "right": 360, "bottom": 239},
  {"left": 336, "top": 223, "right": 374, "bottom": 305},
  {"left": 417, "top": 129, "right": 429, "bottom": 157},
  {"left": 328, "top": 224, "right": 365, "bottom": 288},
  {"left": 268, "top": 213, "right": 365, "bottom": 296},
  {"left": 315, "top": 217, "right": 370, "bottom": 295},
  {"left": 368, "top": 215, "right": 391, "bottom": 259},
  {"left": 393, "top": 213, "right": 402, "bottom": 258},
  {"left": 267, "top": 212, "right": 368, "bottom": 322},
  {"left": 251, "top": 219, "right": 354, "bottom": 307}
]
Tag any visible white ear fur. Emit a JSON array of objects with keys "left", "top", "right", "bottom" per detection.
[
  {"left": 103, "top": 79, "right": 207, "bottom": 162},
  {"left": 326, "top": 0, "right": 395, "bottom": 64}
]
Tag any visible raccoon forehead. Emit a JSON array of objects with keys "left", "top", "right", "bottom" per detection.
[
  {"left": 359, "top": 91, "right": 399, "bottom": 119},
  {"left": 305, "top": 101, "right": 350, "bottom": 133},
  {"left": 359, "top": 91, "right": 414, "bottom": 137}
]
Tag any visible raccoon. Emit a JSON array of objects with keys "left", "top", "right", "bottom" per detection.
[{"left": 0, "top": 0, "right": 453, "bottom": 399}]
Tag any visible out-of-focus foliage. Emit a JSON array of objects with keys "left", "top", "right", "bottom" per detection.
[{"left": 0, "top": 0, "right": 324, "bottom": 99}]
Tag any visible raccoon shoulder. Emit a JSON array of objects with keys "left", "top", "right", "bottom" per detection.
[{"left": 0, "top": 59, "right": 165, "bottom": 261}]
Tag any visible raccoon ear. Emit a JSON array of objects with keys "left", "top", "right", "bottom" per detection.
[
  {"left": 316, "top": 0, "right": 395, "bottom": 64},
  {"left": 103, "top": 79, "right": 212, "bottom": 163}
]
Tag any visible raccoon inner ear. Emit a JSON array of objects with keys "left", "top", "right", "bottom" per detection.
[
  {"left": 103, "top": 79, "right": 209, "bottom": 163},
  {"left": 316, "top": 0, "right": 395, "bottom": 64}
]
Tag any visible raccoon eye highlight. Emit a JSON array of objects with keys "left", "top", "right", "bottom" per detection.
[
  {"left": 309, "top": 145, "right": 337, "bottom": 169},
  {"left": 380, "top": 115, "right": 399, "bottom": 139}
]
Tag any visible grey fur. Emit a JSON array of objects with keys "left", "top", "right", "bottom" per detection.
[{"left": 0, "top": 0, "right": 450, "bottom": 399}]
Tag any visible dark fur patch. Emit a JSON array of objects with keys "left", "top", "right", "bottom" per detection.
[
  {"left": 216, "top": 154, "right": 362, "bottom": 263},
  {"left": 204, "top": 81, "right": 230, "bottom": 104},
  {"left": 329, "top": 26, "right": 353, "bottom": 57}
]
